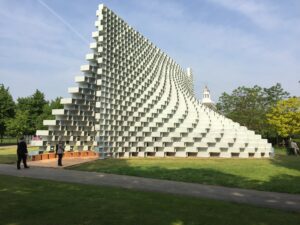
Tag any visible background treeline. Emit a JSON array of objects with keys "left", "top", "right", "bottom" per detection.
[
  {"left": 0, "top": 84, "right": 62, "bottom": 143},
  {"left": 216, "top": 83, "right": 300, "bottom": 146},
  {"left": 0, "top": 83, "right": 299, "bottom": 146}
]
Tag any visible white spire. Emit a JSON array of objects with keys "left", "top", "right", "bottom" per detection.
[
  {"left": 202, "top": 85, "right": 214, "bottom": 104},
  {"left": 201, "top": 85, "right": 217, "bottom": 111}
]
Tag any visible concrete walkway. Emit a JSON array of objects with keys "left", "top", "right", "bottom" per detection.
[
  {"left": 0, "top": 164, "right": 299, "bottom": 212},
  {"left": 28, "top": 157, "right": 99, "bottom": 168}
]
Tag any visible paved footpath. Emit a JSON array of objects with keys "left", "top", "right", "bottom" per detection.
[
  {"left": 28, "top": 157, "right": 99, "bottom": 168},
  {"left": 0, "top": 164, "right": 299, "bottom": 212}
]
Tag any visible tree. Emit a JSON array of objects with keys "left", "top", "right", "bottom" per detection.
[
  {"left": 17, "top": 89, "right": 47, "bottom": 115},
  {"left": 0, "top": 84, "right": 15, "bottom": 141},
  {"left": 2, "top": 88, "right": 62, "bottom": 138},
  {"left": 216, "top": 83, "right": 290, "bottom": 138},
  {"left": 262, "top": 83, "right": 290, "bottom": 138},
  {"left": 267, "top": 97, "right": 300, "bottom": 137},
  {"left": 263, "top": 83, "right": 290, "bottom": 108},
  {"left": 5, "top": 110, "right": 31, "bottom": 137},
  {"left": 217, "top": 85, "right": 265, "bottom": 133},
  {"left": 16, "top": 90, "right": 48, "bottom": 134}
]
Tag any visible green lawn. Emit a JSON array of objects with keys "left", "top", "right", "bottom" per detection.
[
  {"left": 0, "top": 175, "right": 299, "bottom": 225},
  {"left": 0, "top": 146, "right": 38, "bottom": 164},
  {"left": 70, "top": 148, "right": 300, "bottom": 194},
  {"left": 1, "top": 146, "right": 300, "bottom": 194},
  {"left": 0, "top": 137, "right": 18, "bottom": 145}
]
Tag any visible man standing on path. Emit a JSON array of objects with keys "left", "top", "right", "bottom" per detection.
[{"left": 17, "top": 137, "right": 29, "bottom": 169}]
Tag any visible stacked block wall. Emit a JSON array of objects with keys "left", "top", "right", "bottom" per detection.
[{"left": 35, "top": 4, "right": 273, "bottom": 158}]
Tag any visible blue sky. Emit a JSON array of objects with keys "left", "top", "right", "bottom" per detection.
[{"left": 0, "top": 0, "right": 299, "bottom": 101}]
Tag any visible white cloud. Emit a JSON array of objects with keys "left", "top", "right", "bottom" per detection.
[{"left": 207, "top": 0, "right": 283, "bottom": 30}]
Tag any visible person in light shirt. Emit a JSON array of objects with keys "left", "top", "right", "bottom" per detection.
[{"left": 55, "top": 142, "right": 65, "bottom": 166}]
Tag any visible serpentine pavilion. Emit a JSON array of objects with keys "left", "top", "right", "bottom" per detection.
[{"left": 32, "top": 4, "right": 273, "bottom": 158}]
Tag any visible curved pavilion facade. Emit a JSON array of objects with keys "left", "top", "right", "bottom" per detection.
[{"left": 33, "top": 4, "right": 273, "bottom": 158}]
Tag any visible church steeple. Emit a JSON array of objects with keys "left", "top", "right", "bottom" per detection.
[
  {"left": 201, "top": 85, "right": 216, "bottom": 111},
  {"left": 202, "top": 86, "right": 213, "bottom": 104}
]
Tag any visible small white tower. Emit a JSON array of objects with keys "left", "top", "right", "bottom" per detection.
[
  {"left": 186, "top": 68, "right": 194, "bottom": 96},
  {"left": 201, "top": 86, "right": 217, "bottom": 111}
]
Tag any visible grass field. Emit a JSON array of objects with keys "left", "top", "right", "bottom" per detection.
[
  {"left": 0, "top": 146, "right": 38, "bottom": 164},
  {"left": 1, "top": 146, "right": 300, "bottom": 194},
  {"left": 0, "top": 137, "right": 18, "bottom": 146},
  {"left": 0, "top": 175, "right": 299, "bottom": 225},
  {"left": 70, "top": 148, "right": 300, "bottom": 194}
]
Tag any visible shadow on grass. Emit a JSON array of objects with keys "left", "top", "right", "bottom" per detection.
[
  {"left": 71, "top": 157, "right": 300, "bottom": 194},
  {"left": 120, "top": 166, "right": 300, "bottom": 194},
  {"left": 1, "top": 175, "right": 300, "bottom": 225},
  {"left": 0, "top": 154, "right": 16, "bottom": 164},
  {"left": 271, "top": 154, "right": 300, "bottom": 172},
  {"left": 264, "top": 155, "right": 300, "bottom": 193}
]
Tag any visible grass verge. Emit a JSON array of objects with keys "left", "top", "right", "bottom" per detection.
[
  {"left": 0, "top": 175, "right": 299, "bottom": 225},
  {"left": 70, "top": 148, "right": 300, "bottom": 194},
  {"left": 0, "top": 137, "right": 18, "bottom": 146},
  {"left": 0, "top": 146, "right": 38, "bottom": 164}
]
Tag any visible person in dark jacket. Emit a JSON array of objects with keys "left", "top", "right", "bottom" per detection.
[
  {"left": 55, "top": 142, "right": 64, "bottom": 166},
  {"left": 17, "top": 137, "right": 29, "bottom": 169}
]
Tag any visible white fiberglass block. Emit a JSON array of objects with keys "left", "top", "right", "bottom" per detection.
[
  {"left": 92, "top": 31, "right": 99, "bottom": 38},
  {"left": 36, "top": 130, "right": 49, "bottom": 136},
  {"left": 80, "top": 65, "right": 90, "bottom": 71},
  {"left": 176, "top": 152, "right": 186, "bottom": 157},
  {"left": 30, "top": 140, "right": 43, "bottom": 146},
  {"left": 86, "top": 53, "right": 95, "bottom": 60},
  {"left": 75, "top": 76, "right": 85, "bottom": 82},
  {"left": 43, "top": 120, "right": 57, "bottom": 126},
  {"left": 197, "top": 152, "right": 210, "bottom": 157},
  {"left": 68, "top": 87, "right": 80, "bottom": 93},
  {"left": 52, "top": 109, "right": 64, "bottom": 115},
  {"left": 60, "top": 98, "right": 72, "bottom": 104}
]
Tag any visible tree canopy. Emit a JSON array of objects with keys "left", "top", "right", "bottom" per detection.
[
  {"left": 5, "top": 110, "right": 31, "bottom": 138},
  {"left": 16, "top": 90, "right": 48, "bottom": 134},
  {"left": 1, "top": 88, "right": 63, "bottom": 137},
  {"left": 266, "top": 97, "right": 300, "bottom": 137},
  {"left": 0, "top": 84, "right": 15, "bottom": 141},
  {"left": 216, "top": 83, "right": 290, "bottom": 137}
]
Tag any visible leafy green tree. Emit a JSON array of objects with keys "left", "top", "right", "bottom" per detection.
[
  {"left": 16, "top": 90, "right": 48, "bottom": 134},
  {"left": 17, "top": 97, "right": 32, "bottom": 113},
  {"left": 0, "top": 84, "right": 15, "bottom": 141},
  {"left": 17, "top": 90, "right": 47, "bottom": 115},
  {"left": 267, "top": 97, "right": 300, "bottom": 137},
  {"left": 261, "top": 83, "right": 290, "bottom": 138},
  {"left": 2, "top": 87, "right": 62, "bottom": 137},
  {"left": 263, "top": 83, "right": 290, "bottom": 108},
  {"left": 217, "top": 85, "right": 264, "bottom": 132},
  {"left": 216, "top": 83, "right": 289, "bottom": 138},
  {"left": 5, "top": 110, "right": 31, "bottom": 137},
  {"left": 50, "top": 97, "right": 63, "bottom": 110}
]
